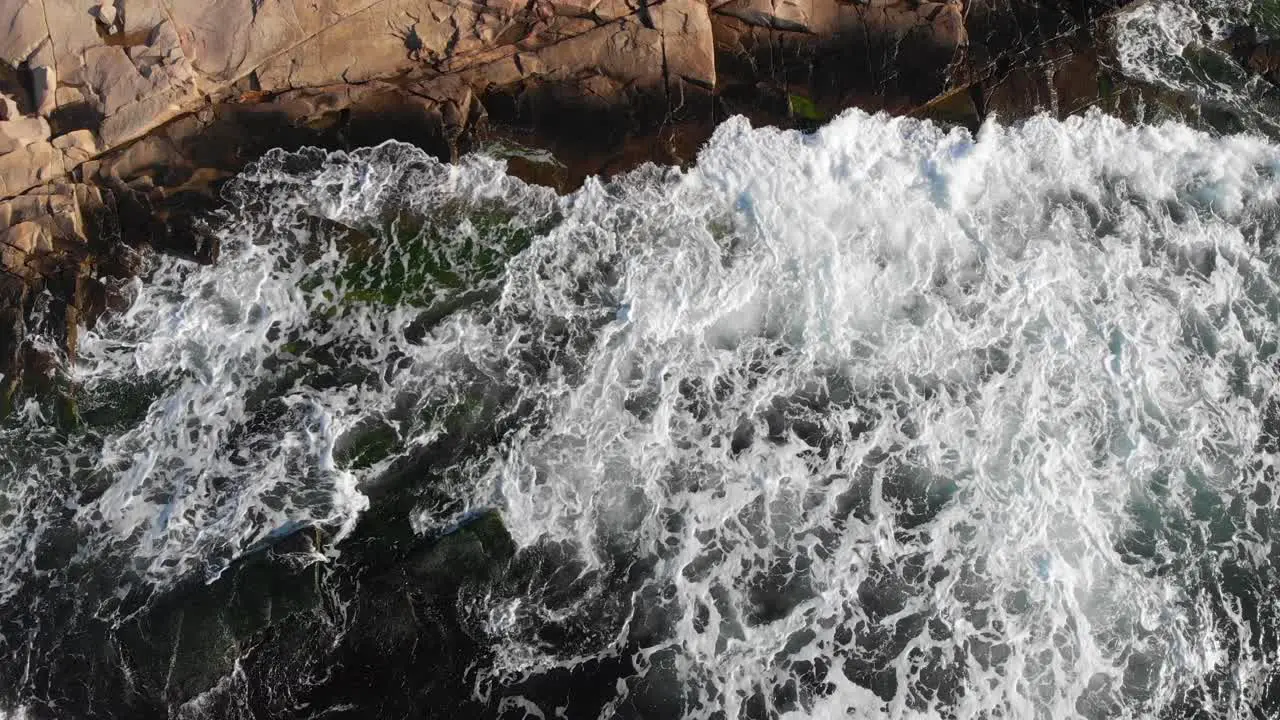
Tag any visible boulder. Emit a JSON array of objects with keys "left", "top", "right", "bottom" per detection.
[
  {"left": 52, "top": 129, "right": 99, "bottom": 165},
  {"left": 0, "top": 94, "right": 18, "bottom": 121},
  {"left": 0, "top": 220, "right": 42, "bottom": 255},
  {"left": 0, "top": 0, "right": 48, "bottom": 68},
  {"left": 0, "top": 222, "right": 38, "bottom": 275},
  {"left": 7, "top": 510, "right": 521, "bottom": 718},
  {"left": 116, "top": 527, "right": 328, "bottom": 709},
  {"left": 94, "top": 2, "right": 118, "bottom": 28},
  {"left": 0, "top": 115, "right": 51, "bottom": 155},
  {"left": 0, "top": 141, "right": 61, "bottom": 197}
]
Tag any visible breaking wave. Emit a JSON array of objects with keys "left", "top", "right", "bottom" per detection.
[{"left": 4, "top": 108, "right": 1280, "bottom": 718}]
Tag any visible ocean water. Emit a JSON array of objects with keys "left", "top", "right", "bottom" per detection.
[
  {"left": 3, "top": 2, "right": 1280, "bottom": 719},
  {"left": 3, "top": 108, "right": 1280, "bottom": 718},
  {"left": 1113, "top": 0, "right": 1280, "bottom": 134}
]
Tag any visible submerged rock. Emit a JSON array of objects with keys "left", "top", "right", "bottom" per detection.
[{"left": 2, "top": 508, "right": 517, "bottom": 720}]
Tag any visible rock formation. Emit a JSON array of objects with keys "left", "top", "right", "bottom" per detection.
[
  {"left": 0, "top": 0, "right": 1005, "bottom": 394},
  {"left": 0, "top": 1, "right": 1137, "bottom": 372},
  {"left": 9, "top": 1, "right": 1280, "bottom": 717}
]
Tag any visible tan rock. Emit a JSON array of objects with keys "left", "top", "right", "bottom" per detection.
[
  {"left": 0, "top": 241, "right": 30, "bottom": 274},
  {"left": 43, "top": 194, "right": 86, "bottom": 246},
  {"left": 53, "top": 130, "right": 100, "bottom": 165},
  {"left": 168, "top": 0, "right": 385, "bottom": 83},
  {"left": 55, "top": 86, "right": 88, "bottom": 107},
  {"left": 920, "top": 1, "right": 965, "bottom": 49},
  {"left": 42, "top": 0, "right": 100, "bottom": 72},
  {"left": 0, "top": 194, "right": 44, "bottom": 229},
  {"left": 0, "top": 94, "right": 18, "bottom": 121},
  {"left": 551, "top": 0, "right": 637, "bottom": 22},
  {"left": 0, "top": 221, "right": 42, "bottom": 254},
  {"left": 0, "top": 0, "right": 48, "bottom": 66},
  {"left": 0, "top": 116, "right": 52, "bottom": 155},
  {"left": 26, "top": 5, "right": 198, "bottom": 151},
  {"left": 93, "top": 129, "right": 183, "bottom": 183},
  {"left": 0, "top": 141, "right": 62, "bottom": 198},
  {"left": 0, "top": 182, "right": 109, "bottom": 266},
  {"left": 167, "top": 0, "right": 281, "bottom": 81},
  {"left": 95, "top": 2, "right": 118, "bottom": 28},
  {"left": 654, "top": 0, "right": 717, "bottom": 89},
  {"left": 254, "top": 0, "right": 458, "bottom": 92},
  {"left": 529, "top": 14, "right": 664, "bottom": 86},
  {"left": 119, "top": 0, "right": 170, "bottom": 34},
  {"left": 82, "top": 46, "right": 153, "bottom": 116},
  {"left": 98, "top": 86, "right": 189, "bottom": 149},
  {"left": 72, "top": 184, "right": 107, "bottom": 219},
  {"left": 714, "top": 0, "right": 822, "bottom": 33},
  {"left": 0, "top": 221, "right": 45, "bottom": 274}
]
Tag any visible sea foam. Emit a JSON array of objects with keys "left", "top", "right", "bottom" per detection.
[{"left": 1, "top": 108, "right": 1279, "bottom": 718}]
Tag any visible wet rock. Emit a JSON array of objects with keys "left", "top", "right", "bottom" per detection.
[
  {"left": 3, "top": 509, "right": 520, "bottom": 719},
  {"left": 116, "top": 529, "right": 328, "bottom": 709},
  {"left": 407, "top": 510, "right": 519, "bottom": 587},
  {"left": 1249, "top": 41, "right": 1280, "bottom": 84},
  {"left": 279, "top": 510, "right": 518, "bottom": 718},
  {"left": 712, "top": 0, "right": 966, "bottom": 108},
  {"left": 0, "top": 276, "right": 25, "bottom": 380},
  {"left": 0, "top": 0, "right": 1156, "bottom": 431}
]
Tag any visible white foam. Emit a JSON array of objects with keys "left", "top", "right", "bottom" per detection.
[
  {"left": 1113, "top": 0, "right": 1280, "bottom": 133},
  {"left": 472, "top": 111, "right": 1280, "bottom": 717},
  {"left": 2, "top": 109, "right": 1280, "bottom": 717}
]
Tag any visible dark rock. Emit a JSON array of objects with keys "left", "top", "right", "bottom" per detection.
[
  {"left": 5, "top": 509, "right": 519, "bottom": 720},
  {"left": 1250, "top": 41, "right": 1280, "bottom": 84}
]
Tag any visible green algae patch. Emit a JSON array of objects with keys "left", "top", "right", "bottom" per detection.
[
  {"left": 788, "top": 93, "right": 826, "bottom": 123},
  {"left": 318, "top": 201, "right": 558, "bottom": 311},
  {"left": 334, "top": 418, "right": 401, "bottom": 471}
]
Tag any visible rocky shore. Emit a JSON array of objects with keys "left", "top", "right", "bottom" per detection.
[
  {"left": 0, "top": 0, "right": 1164, "bottom": 395},
  {"left": 8, "top": 1, "right": 1280, "bottom": 718}
]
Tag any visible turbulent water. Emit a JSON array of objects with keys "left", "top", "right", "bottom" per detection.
[
  {"left": 6, "top": 2, "right": 1280, "bottom": 718},
  {"left": 1114, "top": 0, "right": 1280, "bottom": 135},
  {"left": 4, "top": 107, "right": 1280, "bottom": 718}
]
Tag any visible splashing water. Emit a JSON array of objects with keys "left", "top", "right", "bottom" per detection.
[
  {"left": 4, "top": 110, "right": 1280, "bottom": 718},
  {"left": 1113, "top": 0, "right": 1280, "bottom": 134}
]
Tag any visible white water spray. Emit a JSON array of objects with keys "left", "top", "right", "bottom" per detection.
[{"left": 2, "top": 109, "right": 1279, "bottom": 718}]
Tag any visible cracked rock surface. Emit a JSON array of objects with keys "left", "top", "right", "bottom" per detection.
[
  {"left": 13, "top": 1, "right": 1280, "bottom": 719},
  {"left": 0, "top": 0, "right": 1187, "bottom": 414}
]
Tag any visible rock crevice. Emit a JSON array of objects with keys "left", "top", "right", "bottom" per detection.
[{"left": 0, "top": 0, "right": 1182, "bottom": 401}]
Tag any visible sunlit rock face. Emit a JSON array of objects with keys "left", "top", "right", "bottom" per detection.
[{"left": 8, "top": 1, "right": 1280, "bottom": 718}]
